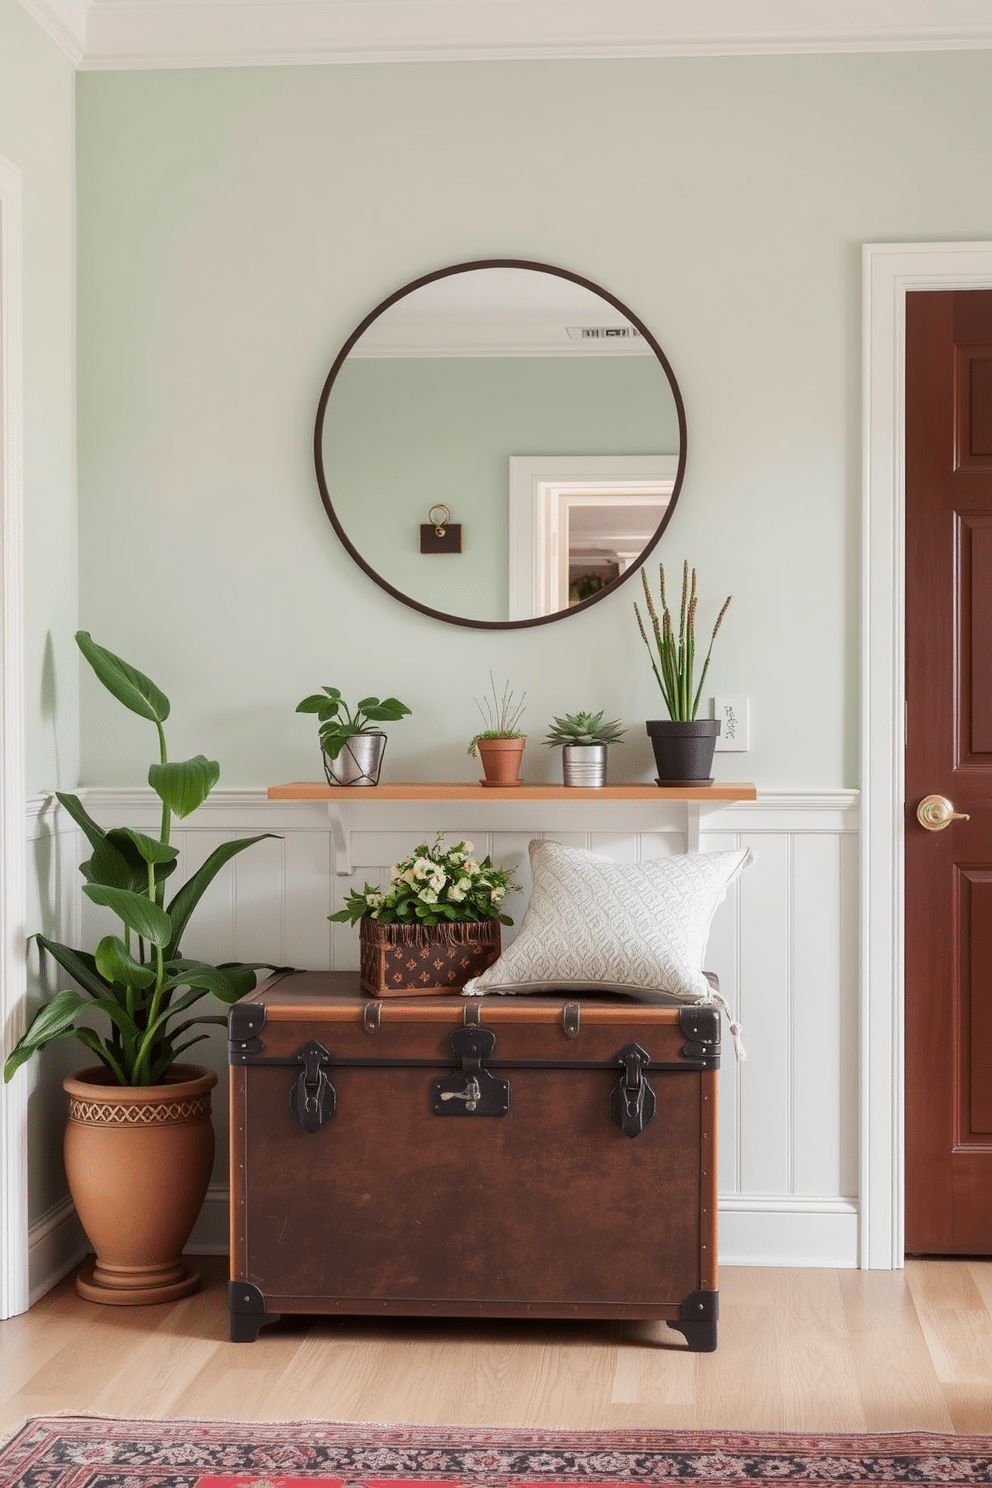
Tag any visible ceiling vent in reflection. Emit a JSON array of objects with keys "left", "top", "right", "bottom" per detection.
[{"left": 566, "top": 325, "right": 642, "bottom": 340}]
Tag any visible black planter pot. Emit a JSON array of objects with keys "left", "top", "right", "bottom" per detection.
[{"left": 646, "top": 719, "right": 721, "bottom": 785}]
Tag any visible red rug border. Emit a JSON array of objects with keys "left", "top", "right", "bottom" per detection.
[{"left": 4, "top": 1415, "right": 992, "bottom": 1455}]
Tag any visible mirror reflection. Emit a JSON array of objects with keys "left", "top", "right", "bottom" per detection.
[{"left": 315, "top": 262, "right": 685, "bottom": 629}]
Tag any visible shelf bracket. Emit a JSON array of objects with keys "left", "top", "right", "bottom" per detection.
[
  {"left": 686, "top": 802, "right": 701, "bottom": 854},
  {"left": 327, "top": 802, "right": 352, "bottom": 876}
]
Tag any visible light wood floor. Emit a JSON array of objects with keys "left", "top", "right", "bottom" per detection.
[{"left": 2, "top": 1256, "right": 991, "bottom": 1440}]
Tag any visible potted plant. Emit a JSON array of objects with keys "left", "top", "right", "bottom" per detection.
[
  {"left": 2, "top": 631, "right": 277, "bottom": 1305},
  {"left": 544, "top": 710, "right": 626, "bottom": 787},
  {"left": 296, "top": 686, "right": 412, "bottom": 786},
  {"left": 634, "top": 561, "right": 732, "bottom": 784},
  {"left": 331, "top": 832, "right": 520, "bottom": 996},
  {"left": 467, "top": 675, "right": 526, "bottom": 787}
]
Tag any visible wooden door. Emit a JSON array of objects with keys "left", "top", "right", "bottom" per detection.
[{"left": 905, "top": 290, "right": 992, "bottom": 1254}]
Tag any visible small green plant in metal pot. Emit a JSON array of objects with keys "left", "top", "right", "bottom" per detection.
[
  {"left": 296, "top": 686, "right": 412, "bottom": 787},
  {"left": 544, "top": 710, "right": 626, "bottom": 788}
]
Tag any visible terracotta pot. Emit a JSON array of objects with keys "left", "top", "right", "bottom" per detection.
[
  {"left": 63, "top": 1063, "right": 217, "bottom": 1305},
  {"left": 476, "top": 737, "right": 525, "bottom": 786}
]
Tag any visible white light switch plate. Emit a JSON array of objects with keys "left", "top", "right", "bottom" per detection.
[{"left": 713, "top": 697, "right": 749, "bottom": 751}]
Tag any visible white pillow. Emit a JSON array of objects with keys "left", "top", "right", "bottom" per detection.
[{"left": 463, "top": 839, "right": 753, "bottom": 1042}]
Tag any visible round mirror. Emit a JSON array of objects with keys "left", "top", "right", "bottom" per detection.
[{"left": 314, "top": 260, "right": 686, "bottom": 629}]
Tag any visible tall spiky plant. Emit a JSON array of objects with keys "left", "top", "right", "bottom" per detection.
[{"left": 634, "top": 562, "right": 731, "bottom": 721}]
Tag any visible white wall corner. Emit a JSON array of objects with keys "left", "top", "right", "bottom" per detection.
[{"left": 0, "top": 154, "right": 28, "bottom": 1321}]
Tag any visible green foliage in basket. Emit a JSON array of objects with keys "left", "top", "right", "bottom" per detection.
[
  {"left": 544, "top": 710, "right": 626, "bottom": 747},
  {"left": 634, "top": 561, "right": 732, "bottom": 721},
  {"left": 296, "top": 686, "right": 412, "bottom": 760},
  {"left": 331, "top": 833, "right": 520, "bottom": 928},
  {"left": 3, "top": 633, "right": 278, "bottom": 1087}
]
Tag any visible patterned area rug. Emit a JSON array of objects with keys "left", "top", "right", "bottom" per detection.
[{"left": 2, "top": 1418, "right": 991, "bottom": 1488}]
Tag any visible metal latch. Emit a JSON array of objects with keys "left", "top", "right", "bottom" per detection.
[
  {"left": 289, "top": 1040, "right": 337, "bottom": 1133},
  {"left": 433, "top": 1025, "right": 510, "bottom": 1118},
  {"left": 609, "top": 1042, "right": 656, "bottom": 1138}
]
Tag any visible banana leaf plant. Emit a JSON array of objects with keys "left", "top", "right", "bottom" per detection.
[{"left": 3, "top": 632, "right": 279, "bottom": 1087}]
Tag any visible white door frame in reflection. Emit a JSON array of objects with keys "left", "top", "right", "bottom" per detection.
[{"left": 507, "top": 455, "right": 678, "bottom": 619}]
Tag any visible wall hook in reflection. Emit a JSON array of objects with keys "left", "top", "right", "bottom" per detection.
[{"left": 420, "top": 505, "right": 462, "bottom": 554}]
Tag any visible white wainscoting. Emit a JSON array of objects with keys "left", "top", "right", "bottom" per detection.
[{"left": 25, "top": 787, "right": 860, "bottom": 1292}]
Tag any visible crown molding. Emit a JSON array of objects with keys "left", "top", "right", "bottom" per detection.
[
  {"left": 18, "top": 0, "right": 992, "bottom": 72},
  {"left": 17, "top": 0, "right": 87, "bottom": 66}
]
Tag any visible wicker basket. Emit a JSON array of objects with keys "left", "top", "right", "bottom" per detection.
[{"left": 359, "top": 919, "right": 501, "bottom": 997}]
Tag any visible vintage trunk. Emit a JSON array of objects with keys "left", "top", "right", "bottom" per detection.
[{"left": 228, "top": 970, "right": 720, "bottom": 1349}]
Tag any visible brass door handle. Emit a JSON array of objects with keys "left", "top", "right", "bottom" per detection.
[{"left": 917, "top": 794, "right": 971, "bottom": 831}]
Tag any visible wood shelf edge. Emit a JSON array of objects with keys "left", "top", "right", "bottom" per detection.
[{"left": 267, "top": 781, "right": 757, "bottom": 802}]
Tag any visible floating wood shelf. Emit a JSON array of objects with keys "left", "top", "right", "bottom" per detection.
[
  {"left": 268, "top": 782, "right": 756, "bottom": 802},
  {"left": 267, "top": 781, "right": 757, "bottom": 875}
]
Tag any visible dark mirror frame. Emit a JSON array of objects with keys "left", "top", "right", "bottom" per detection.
[{"left": 313, "top": 258, "right": 688, "bottom": 630}]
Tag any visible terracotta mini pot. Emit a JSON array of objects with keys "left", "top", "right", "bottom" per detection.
[
  {"left": 63, "top": 1063, "right": 217, "bottom": 1305},
  {"left": 476, "top": 737, "right": 525, "bottom": 787}
]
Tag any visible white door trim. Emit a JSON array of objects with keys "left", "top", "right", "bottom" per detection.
[
  {"left": 0, "top": 152, "right": 28, "bottom": 1318},
  {"left": 507, "top": 454, "right": 677, "bottom": 619},
  {"left": 861, "top": 240, "right": 992, "bottom": 1268}
]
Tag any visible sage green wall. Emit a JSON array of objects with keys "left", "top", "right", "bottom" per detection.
[
  {"left": 0, "top": 0, "right": 77, "bottom": 1226},
  {"left": 75, "top": 53, "right": 992, "bottom": 789}
]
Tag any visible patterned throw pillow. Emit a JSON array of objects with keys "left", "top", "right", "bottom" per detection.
[{"left": 463, "top": 837, "right": 753, "bottom": 1006}]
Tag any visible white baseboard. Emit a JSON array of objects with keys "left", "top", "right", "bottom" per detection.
[
  {"left": 184, "top": 1187, "right": 860, "bottom": 1270},
  {"left": 187, "top": 1184, "right": 230, "bottom": 1255},
  {"left": 718, "top": 1196, "right": 859, "bottom": 1267},
  {"left": 28, "top": 1196, "right": 86, "bottom": 1304},
  {"left": 29, "top": 1186, "right": 229, "bottom": 1300},
  {"left": 34, "top": 1186, "right": 860, "bottom": 1287}
]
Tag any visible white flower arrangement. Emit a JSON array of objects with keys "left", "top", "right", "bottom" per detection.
[{"left": 329, "top": 832, "right": 520, "bottom": 928}]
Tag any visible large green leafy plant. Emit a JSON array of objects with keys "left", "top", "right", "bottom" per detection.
[{"left": 3, "top": 632, "right": 276, "bottom": 1087}]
